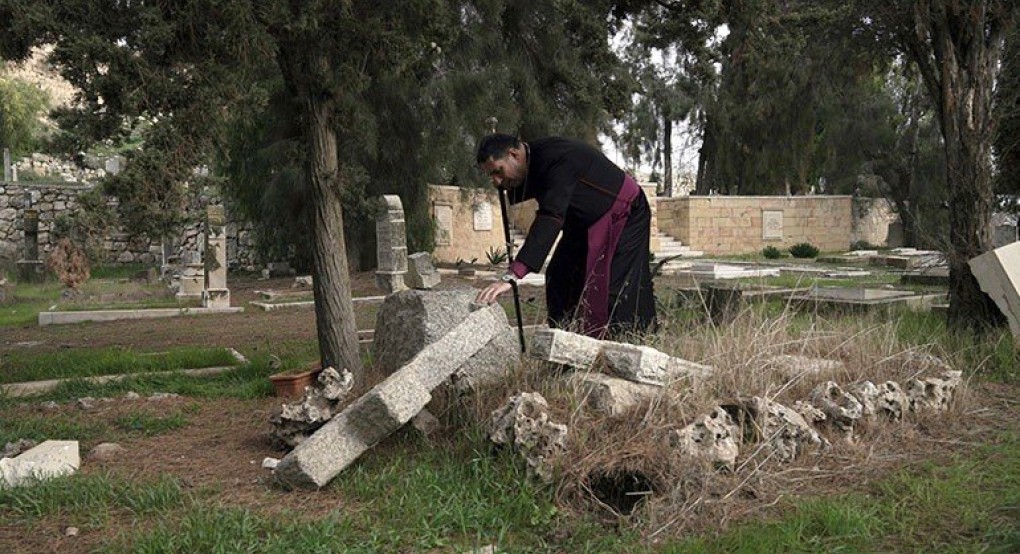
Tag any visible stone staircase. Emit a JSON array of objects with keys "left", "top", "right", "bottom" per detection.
[
  {"left": 507, "top": 227, "right": 700, "bottom": 278},
  {"left": 652, "top": 231, "right": 703, "bottom": 275}
]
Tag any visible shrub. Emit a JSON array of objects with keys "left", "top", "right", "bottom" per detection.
[
  {"left": 789, "top": 242, "right": 820, "bottom": 258},
  {"left": 762, "top": 245, "right": 783, "bottom": 259},
  {"left": 46, "top": 238, "right": 91, "bottom": 290}
]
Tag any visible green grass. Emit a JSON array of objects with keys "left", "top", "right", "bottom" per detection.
[
  {"left": 0, "top": 413, "right": 111, "bottom": 446},
  {"left": 669, "top": 436, "right": 1020, "bottom": 553},
  {"left": 0, "top": 472, "right": 186, "bottom": 524},
  {"left": 0, "top": 345, "right": 240, "bottom": 384},
  {"left": 115, "top": 410, "right": 190, "bottom": 436},
  {"left": 0, "top": 280, "right": 63, "bottom": 327}
]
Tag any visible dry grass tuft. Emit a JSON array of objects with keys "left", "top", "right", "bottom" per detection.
[{"left": 449, "top": 299, "right": 977, "bottom": 539}]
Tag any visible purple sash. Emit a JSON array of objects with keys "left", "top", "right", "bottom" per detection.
[{"left": 581, "top": 175, "right": 641, "bottom": 337}]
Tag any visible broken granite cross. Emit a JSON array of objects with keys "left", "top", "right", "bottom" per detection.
[{"left": 274, "top": 303, "right": 509, "bottom": 489}]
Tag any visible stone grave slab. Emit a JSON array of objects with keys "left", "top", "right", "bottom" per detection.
[
  {"left": 969, "top": 242, "right": 1020, "bottom": 336},
  {"left": 0, "top": 440, "right": 79, "bottom": 489}
]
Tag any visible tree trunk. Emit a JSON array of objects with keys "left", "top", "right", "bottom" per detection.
[
  {"left": 290, "top": 50, "right": 364, "bottom": 377},
  {"left": 914, "top": 3, "right": 1008, "bottom": 332}
]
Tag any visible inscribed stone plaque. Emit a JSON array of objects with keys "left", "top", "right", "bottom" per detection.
[
  {"left": 434, "top": 204, "right": 453, "bottom": 246},
  {"left": 473, "top": 201, "right": 493, "bottom": 231},
  {"left": 763, "top": 210, "right": 783, "bottom": 240}
]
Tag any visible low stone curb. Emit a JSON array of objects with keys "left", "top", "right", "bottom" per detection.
[
  {"left": 0, "top": 365, "right": 238, "bottom": 398},
  {"left": 38, "top": 307, "right": 245, "bottom": 326}
]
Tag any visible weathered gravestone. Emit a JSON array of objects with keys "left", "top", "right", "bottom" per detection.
[
  {"left": 407, "top": 251, "right": 441, "bottom": 289},
  {"left": 202, "top": 205, "right": 231, "bottom": 308},
  {"left": 375, "top": 195, "right": 408, "bottom": 294},
  {"left": 275, "top": 303, "right": 510, "bottom": 489},
  {"left": 372, "top": 289, "right": 518, "bottom": 389},
  {"left": 16, "top": 209, "right": 44, "bottom": 283}
]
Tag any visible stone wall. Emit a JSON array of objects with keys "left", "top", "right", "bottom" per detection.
[
  {"left": 0, "top": 181, "right": 257, "bottom": 269},
  {"left": 657, "top": 195, "right": 853, "bottom": 255},
  {"left": 429, "top": 185, "right": 511, "bottom": 265}
]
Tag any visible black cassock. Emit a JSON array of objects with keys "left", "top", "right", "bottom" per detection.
[{"left": 506, "top": 136, "right": 657, "bottom": 338}]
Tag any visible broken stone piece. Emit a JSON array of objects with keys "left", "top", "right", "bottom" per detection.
[
  {"left": 488, "top": 392, "right": 567, "bottom": 483},
  {"left": 407, "top": 252, "right": 441, "bottom": 289},
  {"left": 568, "top": 372, "right": 660, "bottom": 416},
  {"left": 0, "top": 440, "right": 80, "bottom": 489},
  {"left": 411, "top": 408, "right": 441, "bottom": 436},
  {"left": 275, "top": 304, "right": 509, "bottom": 489},
  {"left": 1, "top": 439, "right": 38, "bottom": 459},
  {"left": 270, "top": 367, "right": 354, "bottom": 448},
  {"left": 907, "top": 370, "right": 963, "bottom": 412},
  {"left": 729, "top": 397, "right": 827, "bottom": 462},
  {"left": 792, "top": 400, "right": 826, "bottom": 424},
  {"left": 600, "top": 342, "right": 713, "bottom": 385},
  {"left": 529, "top": 328, "right": 603, "bottom": 368},
  {"left": 667, "top": 406, "right": 739, "bottom": 470},
  {"left": 809, "top": 381, "right": 864, "bottom": 436}
]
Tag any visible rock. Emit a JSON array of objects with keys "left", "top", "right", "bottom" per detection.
[
  {"left": 567, "top": 372, "right": 660, "bottom": 416},
  {"left": 729, "top": 397, "right": 827, "bottom": 462},
  {"left": 64, "top": 526, "right": 79, "bottom": 537},
  {"left": 809, "top": 381, "right": 864, "bottom": 436},
  {"left": 411, "top": 409, "right": 441, "bottom": 437},
  {"left": 76, "top": 397, "right": 95, "bottom": 410},
  {"left": 667, "top": 406, "right": 739, "bottom": 470},
  {"left": 792, "top": 400, "right": 826, "bottom": 424},
  {"left": 262, "top": 457, "right": 280, "bottom": 470},
  {"left": 488, "top": 392, "right": 567, "bottom": 483},
  {"left": 147, "top": 392, "right": 180, "bottom": 401},
  {"left": 40, "top": 401, "right": 60, "bottom": 410},
  {"left": 0, "top": 440, "right": 80, "bottom": 489},
  {"left": 123, "top": 392, "right": 140, "bottom": 400},
  {"left": 907, "top": 370, "right": 963, "bottom": 412},
  {"left": 86, "top": 442, "right": 125, "bottom": 462},
  {"left": 1, "top": 439, "right": 38, "bottom": 458},
  {"left": 270, "top": 367, "right": 354, "bottom": 448},
  {"left": 847, "top": 380, "right": 908, "bottom": 421},
  {"left": 293, "top": 276, "right": 313, "bottom": 287}
]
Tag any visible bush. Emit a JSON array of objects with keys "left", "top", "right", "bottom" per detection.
[
  {"left": 789, "top": 242, "right": 820, "bottom": 258},
  {"left": 762, "top": 245, "right": 783, "bottom": 259}
]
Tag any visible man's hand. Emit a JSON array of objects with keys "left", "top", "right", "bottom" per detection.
[{"left": 475, "top": 280, "right": 513, "bottom": 304}]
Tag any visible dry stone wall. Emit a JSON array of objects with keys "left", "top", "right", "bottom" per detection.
[{"left": 0, "top": 181, "right": 257, "bottom": 269}]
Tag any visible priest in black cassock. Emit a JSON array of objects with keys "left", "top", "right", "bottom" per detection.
[{"left": 474, "top": 134, "right": 657, "bottom": 339}]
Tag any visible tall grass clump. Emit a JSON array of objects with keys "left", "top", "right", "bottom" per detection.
[{"left": 441, "top": 295, "right": 988, "bottom": 541}]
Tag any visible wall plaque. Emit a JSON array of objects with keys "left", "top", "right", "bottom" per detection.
[
  {"left": 473, "top": 201, "right": 493, "bottom": 231},
  {"left": 763, "top": 210, "right": 783, "bottom": 240},
  {"left": 434, "top": 203, "right": 453, "bottom": 246}
]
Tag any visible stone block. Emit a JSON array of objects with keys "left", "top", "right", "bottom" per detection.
[
  {"left": 568, "top": 372, "right": 660, "bottom": 416},
  {"left": 372, "top": 289, "right": 515, "bottom": 377},
  {"left": 529, "top": 328, "right": 602, "bottom": 368},
  {"left": 0, "top": 440, "right": 79, "bottom": 489},
  {"left": 601, "top": 341, "right": 713, "bottom": 385},
  {"left": 275, "top": 304, "right": 508, "bottom": 489},
  {"left": 407, "top": 251, "right": 441, "bottom": 289},
  {"left": 969, "top": 242, "right": 1020, "bottom": 337},
  {"left": 667, "top": 407, "right": 739, "bottom": 470},
  {"left": 375, "top": 271, "right": 407, "bottom": 295}
]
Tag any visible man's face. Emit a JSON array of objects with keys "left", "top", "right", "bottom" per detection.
[{"left": 480, "top": 146, "right": 527, "bottom": 190}]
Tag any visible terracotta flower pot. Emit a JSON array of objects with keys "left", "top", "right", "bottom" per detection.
[{"left": 269, "top": 365, "right": 323, "bottom": 398}]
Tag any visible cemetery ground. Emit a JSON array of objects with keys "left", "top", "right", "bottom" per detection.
[{"left": 0, "top": 263, "right": 1019, "bottom": 552}]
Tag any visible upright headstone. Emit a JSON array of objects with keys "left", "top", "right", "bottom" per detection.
[
  {"left": 202, "top": 205, "right": 230, "bottom": 308},
  {"left": 16, "top": 209, "right": 44, "bottom": 282},
  {"left": 176, "top": 250, "right": 205, "bottom": 299},
  {"left": 375, "top": 195, "right": 408, "bottom": 294}
]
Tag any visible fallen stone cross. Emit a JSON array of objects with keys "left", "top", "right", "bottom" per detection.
[
  {"left": 530, "top": 328, "right": 713, "bottom": 385},
  {"left": 274, "top": 303, "right": 510, "bottom": 489}
]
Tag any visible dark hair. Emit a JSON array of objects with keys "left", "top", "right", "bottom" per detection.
[{"left": 475, "top": 133, "right": 520, "bottom": 164}]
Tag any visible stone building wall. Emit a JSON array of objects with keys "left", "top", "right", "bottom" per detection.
[
  {"left": 428, "top": 185, "right": 508, "bottom": 264},
  {"left": 0, "top": 181, "right": 257, "bottom": 269},
  {"left": 657, "top": 195, "right": 854, "bottom": 255}
]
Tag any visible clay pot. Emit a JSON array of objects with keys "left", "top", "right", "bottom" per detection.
[{"left": 269, "top": 364, "right": 323, "bottom": 398}]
